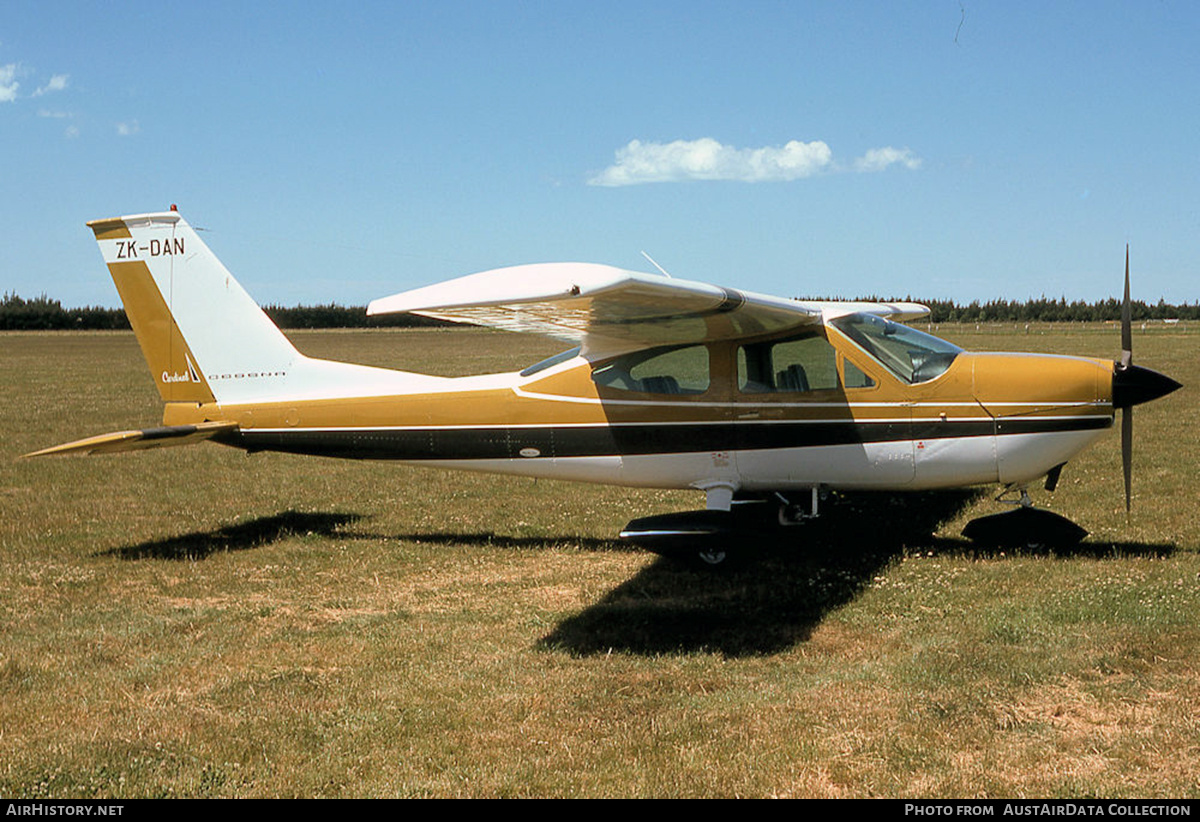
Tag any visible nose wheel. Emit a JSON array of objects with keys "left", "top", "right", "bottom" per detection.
[{"left": 962, "top": 487, "right": 1087, "bottom": 548}]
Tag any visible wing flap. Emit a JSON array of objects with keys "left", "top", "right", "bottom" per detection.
[{"left": 24, "top": 421, "right": 239, "bottom": 458}]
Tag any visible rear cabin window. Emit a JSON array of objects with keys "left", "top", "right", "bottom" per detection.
[
  {"left": 737, "top": 333, "right": 839, "bottom": 394},
  {"left": 591, "top": 344, "right": 710, "bottom": 395}
]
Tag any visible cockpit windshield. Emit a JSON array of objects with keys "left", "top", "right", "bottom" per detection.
[{"left": 829, "top": 312, "right": 962, "bottom": 384}]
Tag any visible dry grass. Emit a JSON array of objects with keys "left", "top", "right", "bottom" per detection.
[{"left": 1, "top": 323, "right": 1197, "bottom": 797}]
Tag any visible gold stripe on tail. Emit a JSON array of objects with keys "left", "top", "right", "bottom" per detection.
[{"left": 104, "top": 258, "right": 216, "bottom": 404}]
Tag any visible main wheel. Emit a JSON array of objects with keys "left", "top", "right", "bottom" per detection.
[{"left": 695, "top": 547, "right": 729, "bottom": 566}]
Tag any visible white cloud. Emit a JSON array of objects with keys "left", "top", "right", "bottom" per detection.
[
  {"left": 0, "top": 63, "right": 19, "bottom": 102},
  {"left": 853, "top": 146, "right": 922, "bottom": 172},
  {"left": 32, "top": 73, "right": 68, "bottom": 97},
  {"left": 589, "top": 138, "right": 833, "bottom": 186},
  {"left": 0, "top": 65, "right": 69, "bottom": 102},
  {"left": 116, "top": 120, "right": 140, "bottom": 136},
  {"left": 589, "top": 137, "right": 921, "bottom": 186}
]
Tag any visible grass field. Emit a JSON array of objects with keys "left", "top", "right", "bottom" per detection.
[{"left": 1, "top": 323, "right": 1197, "bottom": 798}]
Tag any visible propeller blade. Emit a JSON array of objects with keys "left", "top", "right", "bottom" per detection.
[
  {"left": 1122, "top": 407, "right": 1133, "bottom": 514},
  {"left": 1120, "top": 245, "right": 1132, "bottom": 369},
  {"left": 1111, "top": 245, "right": 1181, "bottom": 515},
  {"left": 1120, "top": 244, "right": 1133, "bottom": 515}
]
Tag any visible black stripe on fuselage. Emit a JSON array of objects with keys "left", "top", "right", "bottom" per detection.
[{"left": 231, "top": 416, "right": 1111, "bottom": 461}]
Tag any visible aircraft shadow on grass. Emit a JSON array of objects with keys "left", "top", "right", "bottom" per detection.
[
  {"left": 537, "top": 491, "right": 1177, "bottom": 658},
  {"left": 97, "top": 510, "right": 364, "bottom": 561},
  {"left": 96, "top": 499, "right": 1175, "bottom": 658}
]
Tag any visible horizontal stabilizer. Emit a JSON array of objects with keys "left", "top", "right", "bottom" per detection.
[{"left": 23, "top": 421, "right": 238, "bottom": 458}]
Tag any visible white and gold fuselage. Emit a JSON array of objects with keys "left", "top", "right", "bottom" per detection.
[
  {"left": 30, "top": 210, "right": 1123, "bottom": 514},
  {"left": 168, "top": 343, "right": 1114, "bottom": 498}
]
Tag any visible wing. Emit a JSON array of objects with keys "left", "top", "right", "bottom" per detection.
[
  {"left": 367, "top": 263, "right": 928, "bottom": 351},
  {"left": 23, "top": 421, "right": 239, "bottom": 458},
  {"left": 368, "top": 263, "right": 807, "bottom": 350}
]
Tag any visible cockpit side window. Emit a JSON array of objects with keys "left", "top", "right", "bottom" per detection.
[
  {"left": 842, "top": 357, "right": 876, "bottom": 389},
  {"left": 737, "top": 332, "right": 839, "bottom": 394},
  {"left": 591, "top": 344, "right": 710, "bottom": 395},
  {"left": 829, "top": 312, "right": 962, "bottom": 384}
]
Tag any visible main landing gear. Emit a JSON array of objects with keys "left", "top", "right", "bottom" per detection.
[
  {"left": 618, "top": 490, "right": 823, "bottom": 568},
  {"left": 620, "top": 479, "right": 1093, "bottom": 567}
]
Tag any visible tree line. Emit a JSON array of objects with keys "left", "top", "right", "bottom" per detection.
[
  {"left": 3, "top": 291, "right": 1197, "bottom": 331},
  {"left": 0, "top": 293, "right": 450, "bottom": 330},
  {"left": 912, "top": 296, "right": 1199, "bottom": 323}
]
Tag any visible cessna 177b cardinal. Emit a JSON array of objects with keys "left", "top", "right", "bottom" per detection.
[{"left": 27, "top": 209, "right": 1181, "bottom": 564}]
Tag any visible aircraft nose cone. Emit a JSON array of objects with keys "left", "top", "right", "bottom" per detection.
[{"left": 1112, "top": 364, "right": 1182, "bottom": 409}]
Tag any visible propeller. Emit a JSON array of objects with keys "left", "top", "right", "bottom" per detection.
[
  {"left": 1120, "top": 247, "right": 1134, "bottom": 514},
  {"left": 1110, "top": 246, "right": 1182, "bottom": 513}
]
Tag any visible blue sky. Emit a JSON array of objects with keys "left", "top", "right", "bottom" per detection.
[{"left": 3, "top": 1, "right": 1197, "bottom": 308}]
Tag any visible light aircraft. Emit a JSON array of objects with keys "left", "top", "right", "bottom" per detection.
[{"left": 27, "top": 208, "right": 1181, "bottom": 564}]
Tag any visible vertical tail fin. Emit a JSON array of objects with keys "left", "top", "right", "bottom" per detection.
[{"left": 89, "top": 209, "right": 301, "bottom": 405}]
